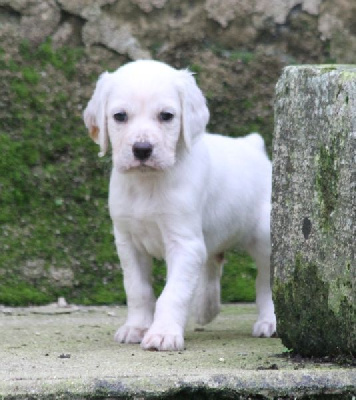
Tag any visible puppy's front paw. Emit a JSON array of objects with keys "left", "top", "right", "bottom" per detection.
[
  {"left": 114, "top": 325, "right": 148, "bottom": 344},
  {"left": 141, "top": 330, "right": 184, "bottom": 351},
  {"left": 253, "top": 315, "right": 277, "bottom": 338}
]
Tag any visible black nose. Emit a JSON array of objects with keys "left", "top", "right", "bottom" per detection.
[{"left": 132, "top": 142, "right": 153, "bottom": 161}]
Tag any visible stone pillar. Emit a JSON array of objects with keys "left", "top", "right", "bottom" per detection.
[{"left": 271, "top": 65, "right": 355, "bottom": 357}]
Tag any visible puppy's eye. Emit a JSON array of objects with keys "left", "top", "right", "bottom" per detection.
[
  {"left": 159, "top": 111, "right": 174, "bottom": 122},
  {"left": 114, "top": 112, "right": 128, "bottom": 123}
]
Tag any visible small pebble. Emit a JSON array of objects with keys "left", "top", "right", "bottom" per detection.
[
  {"left": 57, "top": 297, "right": 68, "bottom": 308},
  {"left": 58, "top": 353, "right": 71, "bottom": 359},
  {"left": 218, "top": 357, "right": 225, "bottom": 363}
]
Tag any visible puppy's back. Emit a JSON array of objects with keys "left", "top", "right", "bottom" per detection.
[{"left": 244, "top": 132, "right": 266, "bottom": 153}]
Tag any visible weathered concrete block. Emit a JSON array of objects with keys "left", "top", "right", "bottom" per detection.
[{"left": 272, "top": 65, "right": 355, "bottom": 357}]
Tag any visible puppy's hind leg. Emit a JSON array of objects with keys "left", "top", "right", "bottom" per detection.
[
  {"left": 247, "top": 215, "right": 276, "bottom": 338},
  {"left": 193, "top": 254, "right": 224, "bottom": 326}
]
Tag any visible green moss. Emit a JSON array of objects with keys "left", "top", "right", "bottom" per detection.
[
  {"left": 189, "top": 63, "right": 203, "bottom": 74},
  {"left": 229, "top": 50, "right": 255, "bottom": 64},
  {"left": 208, "top": 44, "right": 255, "bottom": 64},
  {"left": 19, "top": 38, "right": 84, "bottom": 79},
  {"left": 221, "top": 251, "right": 257, "bottom": 302},
  {"left": 0, "top": 283, "right": 52, "bottom": 306},
  {"left": 340, "top": 70, "right": 356, "bottom": 80},
  {"left": 76, "top": 278, "right": 126, "bottom": 305},
  {"left": 319, "top": 65, "right": 338, "bottom": 73},
  {"left": 274, "top": 255, "right": 355, "bottom": 357},
  {"left": 0, "top": 40, "right": 116, "bottom": 306},
  {"left": 22, "top": 66, "right": 40, "bottom": 84}
]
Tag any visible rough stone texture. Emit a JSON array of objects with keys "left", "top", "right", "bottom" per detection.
[
  {"left": 82, "top": 16, "right": 151, "bottom": 60},
  {"left": 272, "top": 65, "right": 355, "bottom": 357},
  {"left": 0, "top": 0, "right": 61, "bottom": 44},
  {"left": 131, "top": 0, "right": 168, "bottom": 13},
  {"left": 1, "top": 304, "right": 355, "bottom": 399},
  {"left": 1, "top": 0, "right": 355, "bottom": 64},
  {"left": 57, "top": 0, "right": 117, "bottom": 21}
]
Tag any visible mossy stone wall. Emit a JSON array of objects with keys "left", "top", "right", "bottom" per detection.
[
  {"left": 272, "top": 65, "right": 355, "bottom": 357},
  {"left": 0, "top": 0, "right": 355, "bottom": 306},
  {"left": 0, "top": 40, "right": 256, "bottom": 306}
]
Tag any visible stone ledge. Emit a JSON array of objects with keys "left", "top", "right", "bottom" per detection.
[{"left": 1, "top": 304, "right": 354, "bottom": 399}]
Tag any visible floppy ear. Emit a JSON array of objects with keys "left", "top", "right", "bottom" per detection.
[
  {"left": 177, "top": 70, "right": 210, "bottom": 151},
  {"left": 83, "top": 72, "right": 110, "bottom": 157}
]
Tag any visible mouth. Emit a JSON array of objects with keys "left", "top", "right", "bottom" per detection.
[
  {"left": 119, "top": 160, "right": 163, "bottom": 173},
  {"left": 137, "top": 163, "right": 159, "bottom": 172}
]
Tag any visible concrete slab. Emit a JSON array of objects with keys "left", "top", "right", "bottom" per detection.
[{"left": 0, "top": 304, "right": 354, "bottom": 399}]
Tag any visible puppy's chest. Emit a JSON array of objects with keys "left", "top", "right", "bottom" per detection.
[
  {"left": 109, "top": 177, "right": 171, "bottom": 258},
  {"left": 111, "top": 199, "right": 165, "bottom": 258},
  {"left": 126, "top": 219, "right": 165, "bottom": 259}
]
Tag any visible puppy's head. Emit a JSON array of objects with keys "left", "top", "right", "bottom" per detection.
[{"left": 83, "top": 60, "right": 209, "bottom": 172}]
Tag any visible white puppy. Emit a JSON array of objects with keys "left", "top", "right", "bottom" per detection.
[{"left": 84, "top": 60, "right": 276, "bottom": 351}]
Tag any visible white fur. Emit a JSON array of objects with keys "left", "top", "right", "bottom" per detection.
[{"left": 84, "top": 60, "right": 276, "bottom": 351}]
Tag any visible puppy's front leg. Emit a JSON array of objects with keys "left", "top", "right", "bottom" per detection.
[
  {"left": 141, "top": 238, "right": 207, "bottom": 351},
  {"left": 113, "top": 231, "right": 155, "bottom": 344}
]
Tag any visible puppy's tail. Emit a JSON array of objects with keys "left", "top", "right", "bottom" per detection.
[{"left": 245, "top": 132, "right": 266, "bottom": 152}]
